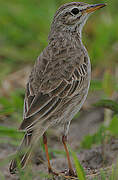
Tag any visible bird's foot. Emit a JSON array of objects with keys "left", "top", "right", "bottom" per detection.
[
  {"left": 61, "top": 168, "right": 77, "bottom": 177},
  {"left": 48, "top": 168, "right": 77, "bottom": 179},
  {"left": 48, "top": 168, "right": 58, "bottom": 176},
  {"left": 69, "top": 169, "right": 76, "bottom": 177}
]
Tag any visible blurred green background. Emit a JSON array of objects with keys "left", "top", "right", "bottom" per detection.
[
  {"left": 0, "top": 0, "right": 118, "bottom": 179},
  {"left": 0, "top": 0, "right": 118, "bottom": 114},
  {"left": 0, "top": 0, "right": 118, "bottom": 74}
]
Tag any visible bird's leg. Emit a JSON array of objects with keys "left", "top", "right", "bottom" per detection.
[
  {"left": 62, "top": 135, "right": 75, "bottom": 176},
  {"left": 43, "top": 132, "right": 58, "bottom": 176}
]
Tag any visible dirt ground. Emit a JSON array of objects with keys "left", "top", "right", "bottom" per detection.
[
  {"left": 0, "top": 69, "right": 118, "bottom": 180},
  {"left": 1, "top": 97, "right": 118, "bottom": 180}
]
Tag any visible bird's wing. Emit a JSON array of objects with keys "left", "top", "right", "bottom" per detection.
[{"left": 19, "top": 52, "right": 88, "bottom": 131}]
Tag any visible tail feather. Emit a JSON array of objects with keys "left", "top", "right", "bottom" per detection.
[{"left": 9, "top": 130, "right": 33, "bottom": 174}]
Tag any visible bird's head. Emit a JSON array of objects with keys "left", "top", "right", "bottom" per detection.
[{"left": 49, "top": 2, "right": 106, "bottom": 39}]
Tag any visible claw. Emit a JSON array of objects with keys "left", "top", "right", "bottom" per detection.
[
  {"left": 69, "top": 169, "right": 76, "bottom": 176},
  {"left": 61, "top": 168, "right": 77, "bottom": 177},
  {"left": 48, "top": 168, "right": 58, "bottom": 176}
]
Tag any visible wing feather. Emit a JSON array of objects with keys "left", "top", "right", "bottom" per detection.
[{"left": 19, "top": 53, "right": 88, "bottom": 131}]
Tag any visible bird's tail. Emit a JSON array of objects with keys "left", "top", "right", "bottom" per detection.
[{"left": 9, "top": 130, "right": 33, "bottom": 174}]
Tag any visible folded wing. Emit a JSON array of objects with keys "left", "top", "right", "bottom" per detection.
[{"left": 19, "top": 53, "right": 88, "bottom": 131}]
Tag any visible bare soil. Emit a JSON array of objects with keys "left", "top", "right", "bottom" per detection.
[{"left": 0, "top": 69, "right": 118, "bottom": 180}]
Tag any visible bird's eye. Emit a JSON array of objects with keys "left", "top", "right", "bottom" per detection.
[{"left": 71, "top": 8, "right": 79, "bottom": 15}]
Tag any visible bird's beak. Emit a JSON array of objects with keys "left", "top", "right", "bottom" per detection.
[{"left": 83, "top": 3, "right": 106, "bottom": 14}]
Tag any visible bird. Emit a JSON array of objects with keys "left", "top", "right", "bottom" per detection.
[{"left": 9, "top": 1, "right": 106, "bottom": 177}]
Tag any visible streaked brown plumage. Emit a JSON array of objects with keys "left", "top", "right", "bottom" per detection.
[{"left": 9, "top": 2, "right": 106, "bottom": 176}]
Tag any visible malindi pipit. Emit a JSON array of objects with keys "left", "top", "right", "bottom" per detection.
[{"left": 9, "top": 1, "right": 106, "bottom": 177}]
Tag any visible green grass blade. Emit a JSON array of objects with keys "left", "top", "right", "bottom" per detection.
[
  {"left": 0, "top": 126, "right": 24, "bottom": 139},
  {"left": 71, "top": 150, "right": 86, "bottom": 180},
  {"left": 94, "top": 99, "right": 118, "bottom": 114}
]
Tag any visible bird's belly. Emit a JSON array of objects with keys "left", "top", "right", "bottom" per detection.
[
  {"left": 47, "top": 66, "right": 91, "bottom": 127},
  {"left": 53, "top": 80, "right": 90, "bottom": 127},
  {"left": 66, "top": 89, "right": 89, "bottom": 121}
]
